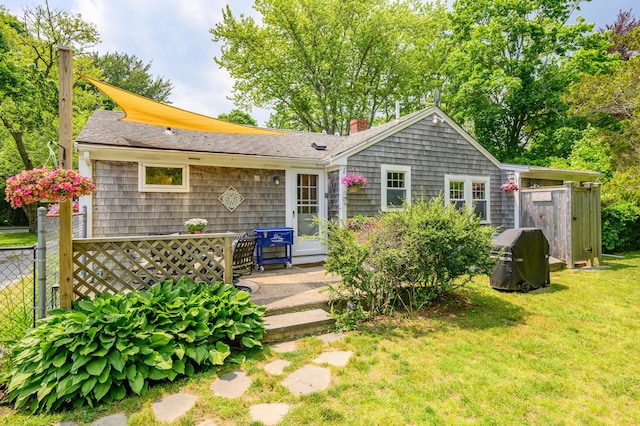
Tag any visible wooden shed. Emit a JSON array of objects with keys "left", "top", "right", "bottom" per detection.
[{"left": 516, "top": 168, "right": 602, "bottom": 268}]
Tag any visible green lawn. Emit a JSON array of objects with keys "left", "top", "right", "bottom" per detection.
[
  {"left": 1, "top": 254, "right": 639, "bottom": 425},
  {"left": 0, "top": 231, "right": 37, "bottom": 248}
]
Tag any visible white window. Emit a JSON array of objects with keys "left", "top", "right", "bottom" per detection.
[
  {"left": 444, "top": 175, "right": 490, "bottom": 223},
  {"left": 138, "top": 164, "right": 189, "bottom": 192},
  {"left": 381, "top": 164, "right": 411, "bottom": 211}
]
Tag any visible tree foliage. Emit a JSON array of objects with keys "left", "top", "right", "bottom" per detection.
[
  {"left": 0, "top": 3, "right": 172, "bottom": 229},
  {"left": 0, "top": 3, "right": 99, "bottom": 230},
  {"left": 443, "top": 0, "right": 612, "bottom": 161},
  {"left": 600, "top": 9, "right": 640, "bottom": 60},
  {"left": 217, "top": 109, "right": 258, "bottom": 126},
  {"left": 565, "top": 28, "right": 640, "bottom": 170},
  {"left": 90, "top": 51, "right": 173, "bottom": 109},
  {"left": 211, "top": 0, "right": 447, "bottom": 134}
]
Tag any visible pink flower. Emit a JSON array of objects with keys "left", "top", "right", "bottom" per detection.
[
  {"left": 4, "top": 167, "right": 95, "bottom": 208},
  {"left": 341, "top": 174, "right": 368, "bottom": 188},
  {"left": 500, "top": 182, "right": 519, "bottom": 193}
]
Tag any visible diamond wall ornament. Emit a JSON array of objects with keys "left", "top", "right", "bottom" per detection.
[{"left": 218, "top": 186, "right": 245, "bottom": 212}]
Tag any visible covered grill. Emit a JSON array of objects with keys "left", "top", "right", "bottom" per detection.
[{"left": 490, "top": 228, "right": 550, "bottom": 292}]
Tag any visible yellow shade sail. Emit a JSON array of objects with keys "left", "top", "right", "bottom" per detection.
[{"left": 79, "top": 73, "right": 281, "bottom": 135}]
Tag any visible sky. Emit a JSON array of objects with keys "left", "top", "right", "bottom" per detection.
[{"left": 2, "top": 0, "right": 637, "bottom": 127}]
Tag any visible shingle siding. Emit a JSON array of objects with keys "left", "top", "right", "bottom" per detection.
[
  {"left": 345, "top": 117, "right": 514, "bottom": 229},
  {"left": 92, "top": 161, "right": 286, "bottom": 236}
]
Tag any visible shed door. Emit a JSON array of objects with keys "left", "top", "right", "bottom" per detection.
[{"left": 288, "top": 170, "right": 325, "bottom": 257}]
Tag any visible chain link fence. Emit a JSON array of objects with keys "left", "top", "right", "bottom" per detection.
[
  {"left": 0, "top": 245, "right": 36, "bottom": 350},
  {"left": 43, "top": 209, "right": 86, "bottom": 312},
  {"left": 0, "top": 208, "right": 86, "bottom": 355}
]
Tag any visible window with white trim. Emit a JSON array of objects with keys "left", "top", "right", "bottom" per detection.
[
  {"left": 381, "top": 164, "right": 411, "bottom": 211},
  {"left": 138, "top": 164, "right": 189, "bottom": 192},
  {"left": 444, "top": 175, "right": 490, "bottom": 223}
]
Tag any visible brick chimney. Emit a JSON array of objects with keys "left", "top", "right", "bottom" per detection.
[{"left": 349, "top": 118, "right": 368, "bottom": 134}]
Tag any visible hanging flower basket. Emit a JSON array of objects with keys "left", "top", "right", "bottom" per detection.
[
  {"left": 341, "top": 174, "right": 368, "bottom": 192},
  {"left": 4, "top": 167, "right": 95, "bottom": 208},
  {"left": 500, "top": 182, "right": 519, "bottom": 193},
  {"left": 185, "top": 218, "right": 208, "bottom": 234}
]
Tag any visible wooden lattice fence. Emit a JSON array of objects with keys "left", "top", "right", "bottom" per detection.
[{"left": 72, "top": 233, "right": 234, "bottom": 300}]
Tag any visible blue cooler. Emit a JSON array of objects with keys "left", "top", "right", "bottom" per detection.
[{"left": 254, "top": 227, "right": 294, "bottom": 271}]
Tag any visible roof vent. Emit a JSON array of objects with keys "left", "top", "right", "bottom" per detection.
[{"left": 312, "top": 141, "right": 327, "bottom": 150}]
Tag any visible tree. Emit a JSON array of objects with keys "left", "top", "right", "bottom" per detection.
[
  {"left": 600, "top": 9, "right": 640, "bottom": 60},
  {"left": 211, "top": 0, "right": 446, "bottom": 134},
  {"left": 217, "top": 109, "right": 257, "bottom": 126},
  {"left": 442, "top": 0, "right": 612, "bottom": 162},
  {"left": 0, "top": 2, "right": 99, "bottom": 231},
  {"left": 565, "top": 28, "right": 640, "bottom": 170},
  {"left": 1, "top": 3, "right": 172, "bottom": 230},
  {"left": 90, "top": 51, "right": 173, "bottom": 109}
]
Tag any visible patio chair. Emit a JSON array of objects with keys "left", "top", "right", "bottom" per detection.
[{"left": 232, "top": 236, "right": 257, "bottom": 282}]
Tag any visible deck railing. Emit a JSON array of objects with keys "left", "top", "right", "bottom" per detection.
[{"left": 72, "top": 233, "right": 234, "bottom": 300}]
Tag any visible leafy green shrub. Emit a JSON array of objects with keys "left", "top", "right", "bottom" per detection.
[
  {"left": 325, "top": 196, "right": 497, "bottom": 321},
  {"left": 597, "top": 167, "right": 640, "bottom": 253},
  {"left": 0, "top": 278, "right": 265, "bottom": 413},
  {"left": 602, "top": 201, "right": 640, "bottom": 252}
]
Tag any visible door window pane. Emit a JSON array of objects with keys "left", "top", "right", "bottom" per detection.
[{"left": 297, "top": 174, "right": 319, "bottom": 236}]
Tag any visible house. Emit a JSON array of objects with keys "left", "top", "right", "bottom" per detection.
[{"left": 76, "top": 100, "right": 601, "bottom": 266}]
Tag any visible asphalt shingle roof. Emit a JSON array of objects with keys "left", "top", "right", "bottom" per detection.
[{"left": 76, "top": 109, "right": 430, "bottom": 162}]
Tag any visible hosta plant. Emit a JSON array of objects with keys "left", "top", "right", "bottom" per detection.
[{"left": 0, "top": 278, "right": 265, "bottom": 413}]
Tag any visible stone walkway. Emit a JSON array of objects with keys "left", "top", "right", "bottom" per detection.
[{"left": 59, "top": 332, "right": 351, "bottom": 426}]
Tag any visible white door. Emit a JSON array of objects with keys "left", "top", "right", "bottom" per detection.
[{"left": 287, "top": 170, "right": 325, "bottom": 257}]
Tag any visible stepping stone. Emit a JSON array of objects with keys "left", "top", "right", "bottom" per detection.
[
  {"left": 92, "top": 413, "right": 128, "bottom": 426},
  {"left": 317, "top": 332, "right": 346, "bottom": 344},
  {"left": 196, "top": 420, "right": 217, "bottom": 426},
  {"left": 250, "top": 403, "right": 291, "bottom": 425},
  {"left": 313, "top": 351, "right": 353, "bottom": 367},
  {"left": 282, "top": 364, "right": 331, "bottom": 396},
  {"left": 152, "top": 393, "right": 197, "bottom": 423},
  {"left": 270, "top": 340, "right": 298, "bottom": 353},
  {"left": 210, "top": 369, "right": 252, "bottom": 398},
  {"left": 264, "top": 359, "right": 292, "bottom": 375}
]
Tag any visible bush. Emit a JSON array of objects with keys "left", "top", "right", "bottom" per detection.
[
  {"left": 324, "top": 196, "right": 497, "bottom": 322},
  {"left": 0, "top": 278, "right": 265, "bottom": 413},
  {"left": 602, "top": 201, "right": 640, "bottom": 253}
]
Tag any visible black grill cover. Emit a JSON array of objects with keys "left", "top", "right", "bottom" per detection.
[{"left": 490, "top": 228, "right": 550, "bottom": 291}]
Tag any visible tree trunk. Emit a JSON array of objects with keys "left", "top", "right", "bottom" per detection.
[
  {"left": 23, "top": 204, "right": 39, "bottom": 233},
  {"left": 1, "top": 118, "right": 37, "bottom": 232}
]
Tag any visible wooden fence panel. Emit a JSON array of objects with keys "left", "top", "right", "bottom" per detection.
[{"left": 72, "top": 233, "right": 234, "bottom": 300}]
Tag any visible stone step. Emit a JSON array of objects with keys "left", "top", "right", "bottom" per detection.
[
  {"left": 263, "top": 308, "right": 335, "bottom": 343},
  {"left": 263, "top": 286, "right": 331, "bottom": 316},
  {"left": 549, "top": 256, "right": 565, "bottom": 272}
]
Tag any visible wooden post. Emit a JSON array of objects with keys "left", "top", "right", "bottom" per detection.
[
  {"left": 58, "top": 46, "right": 74, "bottom": 308},
  {"left": 223, "top": 234, "right": 233, "bottom": 284}
]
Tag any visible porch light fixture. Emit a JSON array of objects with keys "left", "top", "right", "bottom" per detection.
[
  {"left": 273, "top": 176, "right": 281, "bottom": 186},
  {"left": 431, "top": 114, "right": 443, "bottom": 124},
  {"left": 164, "top": 127, "right": 174, "bottom": 135}
]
